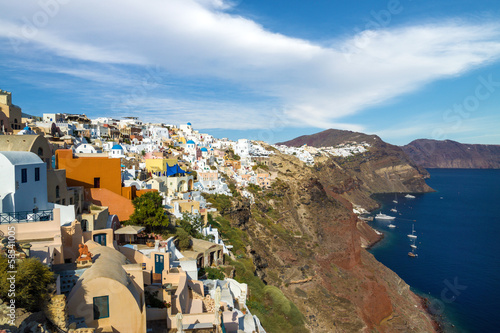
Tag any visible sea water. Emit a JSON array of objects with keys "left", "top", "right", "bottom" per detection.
[{"left": 368, "top": 169, "right": 500, "bottom": 333}]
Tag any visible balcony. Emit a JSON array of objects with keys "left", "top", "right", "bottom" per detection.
[{"left": 0, "top": 209, "right": 54, "bottom": 224}]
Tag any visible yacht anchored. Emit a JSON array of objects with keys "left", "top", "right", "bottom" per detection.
[
  {"left": 388, "top": 223, "right": 396, "bottom": 228},
  {"left": 407, "top": 224, "right": 417, "bottom": 239},
  {"left": 375, "top": 213, "right": 396, "bottom": 220},
  {"left": 390, "top": 208, "right": 397, "bottom": 213},
  {"left": 393, "top": 193, "right": 398, "bottom": 204},
  {"left": 405, "top": 194, "right": 416, "bottom": 199}
]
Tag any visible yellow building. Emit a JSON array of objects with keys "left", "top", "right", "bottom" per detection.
[
  {"left": 145, "top": 158, "right": 179, "bottom": 174},
  {"left": 0, "top": 90, "right": 22, "bottom": 130},
  {"left": 177, "top": 136, "right": 187, "bottom": 145}
]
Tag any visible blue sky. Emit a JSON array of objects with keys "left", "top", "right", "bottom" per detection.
[{"left": 1, "top": 0, "right": 500, "bottom": 145}]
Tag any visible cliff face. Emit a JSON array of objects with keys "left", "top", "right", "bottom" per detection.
[
  {"left": 402, "top": 139, "right": 500, "bottom": 169},
  {"left": 209, "top": 129, "right": 439, "bottom": 331},
  {"left": 234, "top": 133, "right": 436, "bottom": 332}
]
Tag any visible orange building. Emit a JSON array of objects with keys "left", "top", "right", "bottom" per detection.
[
  {"left": 56, "top": 150, "right": 157, "bottom": 221},
  {"left": 56, "top": 149, "right": 122, "bottom": 195}
]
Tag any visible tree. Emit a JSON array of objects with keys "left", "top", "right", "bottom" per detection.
[
  {"left": 0, "top": 257, "right": 54, "bottom": 312},
  {"left": 176, "top": 228, "right": 191, "bottom": 250},
  {"left": 129, "top": 191, "right": 169, "bottom": 232},
  {"left": 178, "top": 212, "right": 204, "bottom": 238}
]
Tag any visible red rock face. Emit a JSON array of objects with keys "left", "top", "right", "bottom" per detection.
[
  {"left": 236, "top": 143, "right": 437, "bottom": 332},
  {"left": 359, "top": 280, "right": 393, "bottom": 328}
]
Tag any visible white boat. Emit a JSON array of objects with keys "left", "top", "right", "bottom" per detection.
[
  {"left": 407, "top": 224, "right": 417, "bottom": 239},
  {"left": 393, "top": 193, "right": 398, "bottom": 204},
  {"left": 405, "top": 194, "right": 416, "bottom": 199},
  {"left": 390, "top": 208, "right": 397, "bottom": 213},
  {"left": 375, "top": 213, "right": 396, "bottom": 220},
  {"left": 410, "top": 244, "right": 417, "bottom": 249},
  {"left": 388, "top": 224, "right": 396, "bottom": 228}
]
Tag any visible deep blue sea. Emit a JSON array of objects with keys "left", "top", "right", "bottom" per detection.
[{"left": 368, "top": 169, "right": 500, "bottom": 333}]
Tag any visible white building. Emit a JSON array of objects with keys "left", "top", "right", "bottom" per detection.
[
  {"left": 146, "top": 125, "right": 170, "bottom": 140},
  {"left": 43, "top": 113, "right": 65, "bottom": 123},
  {"left": 235, "top": 139, "right": 251, "bottom": 158},
  {"left": 0, "top": 151, "right": 49, "bottom": 213},
  {"left": 74, "top": 143, "right": 101, "bottom": 154},
  {"left": 110, "top": 144, "right": 126, "bottom": 158},
  {"left": 179, "top": 122, "right": 194, "bottom": 136}
]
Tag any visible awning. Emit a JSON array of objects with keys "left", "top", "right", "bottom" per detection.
[{"left": 114, "top": 225, "right": 145, "bottom": 235}]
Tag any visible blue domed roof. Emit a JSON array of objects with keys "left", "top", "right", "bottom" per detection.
[
  {"left": 201, "top": 147, "right": 208, "bottom": 152},
  {"left": 187, "top": 122, "right": 192, "bottom": 126},
  {"left": 23, "top": 126, "right": 31, "bottom": 131},
  {"left": 111, "top": 144, "right": 123, "bottom": 150},
  {"left": 186, "top": 140, "right": 195, "bottom": 144}
]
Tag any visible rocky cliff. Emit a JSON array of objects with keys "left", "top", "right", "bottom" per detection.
[
  {"left": 402, "top": 139, "right": 500, "bottom": 169},
  {"left": 216, "top": 130, "right": 437, "bottom": 332},
  {"left": 232, "top": 148, "right": 436, "bottom": 332}
]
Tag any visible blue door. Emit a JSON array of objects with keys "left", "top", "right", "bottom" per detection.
[
  {"left": 155, "top": 254, "right": 164, "bottom": 275},
  {"left": 94, "top": 234, "right": 107, "bottom": 246}
]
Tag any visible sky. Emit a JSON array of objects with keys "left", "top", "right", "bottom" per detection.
[{"left": 1, "top": 0, "right": 500, "bottom": 145}]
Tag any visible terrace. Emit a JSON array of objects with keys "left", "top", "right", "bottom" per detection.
[{"left": 0, "top": 209, "right": 53, "bottom": 224}]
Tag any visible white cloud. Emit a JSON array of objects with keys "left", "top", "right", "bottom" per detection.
[{"left": 1, "top": 0, "right": 500, "bottom": 131}]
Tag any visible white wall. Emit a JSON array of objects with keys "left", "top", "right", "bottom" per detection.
[{"left": 0, "top": 152, "right": 49, "bottom": 213}]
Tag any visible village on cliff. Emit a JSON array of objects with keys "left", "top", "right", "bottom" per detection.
[{"left": 0, "top": 89, "right": 371, "bottom": 333}]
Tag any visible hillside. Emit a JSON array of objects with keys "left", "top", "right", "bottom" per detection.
[
  {"left": 402, "top": 139, "right": 500, "bottom": 169},
  {"left": 209, "top": 129, "right": 438, "bottom": 332}
]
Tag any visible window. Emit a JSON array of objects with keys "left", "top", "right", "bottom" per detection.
[
  {"left": 35, "top": 167, "right": 40, "bottom": 181},
  {"left": 62, "top": 199, "right": 65, "bottom": 205},
  {"left": 55, "top": 186, "right": 60, "bottom": 198},
  {"left": 94, "top": 177, "right": 100, "bottom": 188},
  {"left": 93, "top": 234, "right": 106, "bottom": 246},
  {"left": 93, "top": 296, "right": 109, "bottom": 319},
  {"left": 37, "top": 147, "right": 43, "bottom": 157},
  {"left": 21, "top": 168, "right": 27, "bottom": 183},
  {"left": 81, "top": 219, "right": 88, "bottom": 232}
]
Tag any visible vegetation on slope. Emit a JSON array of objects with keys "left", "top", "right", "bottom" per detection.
[{"left": 205, "top": 208, "right": 308, "bottom": 332}]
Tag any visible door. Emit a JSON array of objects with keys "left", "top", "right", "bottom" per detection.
[
  {"left": 94, "top": 177, "right": 100, "bottom": 188},
  {"left": 155, "top": 254, "right": 164, "bottom": 274},
  {"left": 93, "top": 233, "right": 106, "bottom": 246},
  {"left": 154, "top": 254, "right": 164, "bottom": 283}
]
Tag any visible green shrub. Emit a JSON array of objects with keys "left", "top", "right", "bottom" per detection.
[
  {"left": 204, "top": 267, "right": 225, "bottom": 280},
  {"left": 176, "top": 228, "right": 191, "bottom": 250},
  {"left": 0, "top": 257, "right": 54, "bottom": 312}
]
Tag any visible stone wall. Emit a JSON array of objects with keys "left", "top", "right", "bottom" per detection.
[{"left": 44, "top": 295, "right": 67, "bottom": 330}]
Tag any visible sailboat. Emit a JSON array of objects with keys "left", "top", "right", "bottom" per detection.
[
  {"left": 408, "top": 224, "right": 418, "bottom": 257},
  {"left": 393, "top": 193, "right": 398, "bottom": 204},
  {"left": 407, "top": 224, "right": 417, "bottom": 239}
]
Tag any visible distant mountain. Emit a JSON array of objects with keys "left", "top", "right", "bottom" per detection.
[
  {"left": 277, "top": 128, "right": 378, "bottom": 147},
  {"left": 402, "top": 139, "right": 500, "bottom": 169}
]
